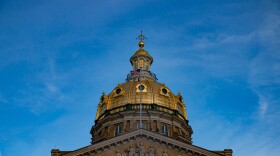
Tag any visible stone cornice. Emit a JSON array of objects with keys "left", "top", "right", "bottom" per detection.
[{"left": 62, "top": 129, "right": 224, "bottom": 156}]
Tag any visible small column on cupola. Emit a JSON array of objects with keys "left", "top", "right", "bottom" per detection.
[{"left": 138, "top": 40, "right": 146, "bottom": 70}]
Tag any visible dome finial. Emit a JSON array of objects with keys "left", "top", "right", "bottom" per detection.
[{"left": 136, "top": 31, "right": 147, "bottom": 49}]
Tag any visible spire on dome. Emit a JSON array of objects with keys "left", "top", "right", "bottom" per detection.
[
  {"left": 136, "top": 31, "right": 147, "bottom": 49},
  {"left": 126, "top": 31, "right": 157, "bottom": 82},
  {"left": 130, "top": 31, "right": 152, "bottom": 71}
]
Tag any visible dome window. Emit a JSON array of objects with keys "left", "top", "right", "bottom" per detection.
[
  {"left": 138, "top": 85, "right": 145, "bottom": 91},
  {"left": 161, "top": 125, "right": 168, "bottom": 136},
  {"left": 136, "top": 84, "right": 147, "bottom": 93},
  {"left": 116, "top": 88, "right": 122, "bottom": 94},
  {"left": 162, "top": 88, "right": 168, "bottom": 94}
]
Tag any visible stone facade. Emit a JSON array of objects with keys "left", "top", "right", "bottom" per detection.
[
  {"left": 52, "top": 129, "right": 232, "bottom": 156},
  {"left": 91, "top": 105, "right": 192, "bottom": 145}
]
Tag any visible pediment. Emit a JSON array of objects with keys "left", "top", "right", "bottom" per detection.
[{"left": 58, "top": 129, "right": 225, "bottom": 156}]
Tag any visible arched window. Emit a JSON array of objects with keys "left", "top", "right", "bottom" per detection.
[
  {"left": 126, "top": 120, "right": 130, "bottom": 129},
  {"left": 115, "top": 125, "right": 122, "bottom": 136},
  {"left": 139, "top": 59, "right": 144, "bottom": 69},
  {"left": 161, "top": 125, "right": 168, "bottom": 136}
]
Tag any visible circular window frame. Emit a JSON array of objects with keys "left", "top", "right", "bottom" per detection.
[
  {"left": 116, "top": 88, "right": 122, "bottom": 94},
  {"left": 138, "top": 85, "right": 145, "bottom": 91},
  {"left": 162, "top": 88, "right": 168, "bottom": 94},
  {"left": 136, "top": 84, "right": 147, "bottom": 92}
]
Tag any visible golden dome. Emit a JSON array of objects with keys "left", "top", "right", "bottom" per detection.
[
  {"left": 96, "top": 31, "right": 188, "bottom": 122},
  {"left": 91, "top": 32, "right": 193, "bottom": 148},
  {"left": 134, "top": 48, "right": 150, "bottom": 56},
  {"left": 96, "top": 79, "right": 187, "bottom": 120}
]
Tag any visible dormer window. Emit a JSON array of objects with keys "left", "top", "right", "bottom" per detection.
[
  {"left": 162, "top": 88, "right": 168, "bottom": 94},
  {"left": 138, "top": 85, "right": 145, "bottom": 91},
  {"left": 116, "top": 88, "right": 121, "bottom": 94},
  {"left": 113, "top": 87, "right": 125, "bottom": 97}
]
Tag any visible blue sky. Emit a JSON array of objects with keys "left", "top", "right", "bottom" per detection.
[{"left": 0, "top": 0, "right": 280, "bottom": 156}]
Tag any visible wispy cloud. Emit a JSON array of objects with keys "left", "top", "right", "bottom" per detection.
[
  {"left": 46, "top": 83, "right": 59, "bottom": 93},
  {"left": 43, "top": 57, "right": 61, "bottom": 94},
  {"left": 258, "top": 95, "right": 268, "bottom": 119},
  {"left": 11, "top": 56, "right": 68, "bottom": 114},
  {"left": 192, "top": 110, "right": 280, "bottom": 156},
  {"left": 1, "top": 1, "right": 280, "bottom": 156},
  {"left": 150, "top": 3, "right": 280, "bottom": 156}
]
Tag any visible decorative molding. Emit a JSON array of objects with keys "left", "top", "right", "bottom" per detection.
[
  {"left": 115, "top": 142, "right": 158, "bottom": 156},
  {"left": 63, "top": 129, "right": 223, "bottom": 156}
]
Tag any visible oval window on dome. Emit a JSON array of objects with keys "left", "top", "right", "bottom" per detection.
[
  {"left": 138, "top": 85, "right": 145, "bottom": 91},
  {"left": 116, "top": 88, "right": 122, "bottom": 94},
  {"left": 162, "top": 88, "right": 168, "bottom": 94}
]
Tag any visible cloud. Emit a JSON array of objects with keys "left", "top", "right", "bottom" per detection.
[
  {"left": 1, "top": 1, "right": 280, "bottom": 156},
  {"left": 192, "top": 110, "right": 280, "bottom": 156},
  {"left": 9, "top": 55, "right": 66, "bottom": 114},
  {"left": 258, "top": 95, "right": 268, "bottom": 119},
  {"left": 246, "top": 9, "right": 280, "bottom": 124},
  {"left": 152, "top": 4, "right": 280, "bottom": 155},
  {"left": 46, "top": 83, "right": 59, "bottom": 93},
  {"left": 257, "top": 11, "right": 280, "bottom": 44},
  {"left": 2, "top": 112, "right": 93, "bottom": 156},
  {"left": 43, "top": 57, "right": 61, "bottom": 94}
]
